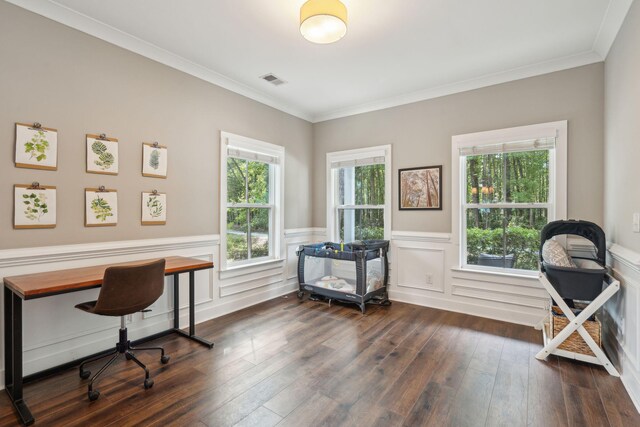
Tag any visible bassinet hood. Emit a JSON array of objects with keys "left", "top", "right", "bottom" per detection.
[{"left": 539, "top": 220, "right": 606, "bottom": 265}]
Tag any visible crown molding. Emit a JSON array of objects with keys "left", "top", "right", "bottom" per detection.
[
  {"left": 311, "top": 50, "right": 603, "bottom": 123},
  {"left": 592, "top": 0, "right": 635, "bottom": 59},
  {"left": 7, "top": 0, "right": 628, "bottom": 124},
  {"left": 5, "top": 0, "right": 314, "bottom": 122}
]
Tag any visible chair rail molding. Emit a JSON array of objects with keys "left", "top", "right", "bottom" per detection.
[
  {"left": 605, "top": 243, "right": 640, "bottom": 412},
  {"left": 0, "top": 229, "right": 318, "bottom": 386}
]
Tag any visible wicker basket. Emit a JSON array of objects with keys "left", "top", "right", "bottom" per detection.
[{"left": 551, "top": 305, "right": 601, "bottom": 356}]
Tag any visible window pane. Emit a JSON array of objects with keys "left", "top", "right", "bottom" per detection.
[
  {"left": 466, "top": 208, "right": 547, "bottom": 271},
  {"left": 227, "top": 208, "right": 248, "bottom": 262},
  {"left": 337, "top": 164, "right": 385, "bottom": 206},
  {"left": 466, "top": 153, "right": 504, "bottom": 203},
  {"left": 250, "top": 208, "right": 270, "bottom": 258},
  {"left": 355, "top": 164, "right": 385, "bottom": 205},
  {"left": 466, "top": 150, "right": 550, "bottom": 204},
  {"left": 339, "top": 208, "right": 384, "bottom": 242},
  {"left": 227, "top": 158, "right": 247, "bottom": 203},
  {"left": 505, "top": 150, "right": 549, "bottom": 203},
  {"left": 247, "top": 161, "right": 269, "bottom": 204}
]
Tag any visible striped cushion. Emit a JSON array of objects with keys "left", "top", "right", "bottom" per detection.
[{"left": 542, "top": 240, "right": 575, "bottom": 267}]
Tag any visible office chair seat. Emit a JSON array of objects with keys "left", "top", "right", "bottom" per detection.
[
  {"left": 75, "top": 259, "right": 170, "bottom": 402},
  {"left": 75, "top": 301, "right": 97, "bottom": 312}
]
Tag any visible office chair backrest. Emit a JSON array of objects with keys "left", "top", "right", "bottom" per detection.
[{"left": 93, "top": 259, "right": 166, "bottom": 316}]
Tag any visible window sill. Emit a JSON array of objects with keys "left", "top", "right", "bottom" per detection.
[
  {"left": 451, "top": 267, "right": 539, "bottom": 281},
  {"left": 220, "top": 258, "right": 284, "bottom": 279}
]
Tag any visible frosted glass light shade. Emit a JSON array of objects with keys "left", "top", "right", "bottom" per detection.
[{"left": 300, "top": 0, "right": 348, "bottom": 44}]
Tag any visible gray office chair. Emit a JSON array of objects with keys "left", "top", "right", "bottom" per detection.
[{"left": 75, "top": 259, "right": 170, "bottom": 401}]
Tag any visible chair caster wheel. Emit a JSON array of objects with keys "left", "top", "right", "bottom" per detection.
[
  {"left": 79, "top": 370, "right": 91, "bottom": 379},
  {"left": 144, "top": 378, "right": 154, "bottom": 389},
  {"left": 88, "top": 390, "right": 100, "bottom": 401},
  {"left": 161, "top": 355, "right": 170, "bottom": 364},
  {"left": 125, "top": 352, "right": 134, "bottom": 360},
  {"left": 297, "top": 291, "right": 304, "bottom": 299}
]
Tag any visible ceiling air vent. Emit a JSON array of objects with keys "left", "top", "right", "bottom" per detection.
[{"left": 260, "top": 73, "right": 286, "bottom": 86}]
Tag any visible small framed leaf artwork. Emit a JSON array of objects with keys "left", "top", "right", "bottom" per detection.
[
  {"left": 14, "top": 183, "right": 56, "bottom": 229},
  {"left": 85, "top": 187, "right": 118, "bottom": 227},
  {"left": 87, "top": 134, "right": 119, "bottom": 175},
  {"left": 15, "top": 123, "right": 58, "bottom": 170},
  {"left": 142, "top": 191, "right": 166, "bottom": 225},
  {"left": 142, "top": 142, "right": 168, "bottom": 178}
]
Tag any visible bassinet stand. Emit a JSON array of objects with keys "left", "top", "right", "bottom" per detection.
[{"left": 536, "top": 272, "right": 620, "bottom": 376}]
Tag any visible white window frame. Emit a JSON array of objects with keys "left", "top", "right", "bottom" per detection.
[
  {"left": 326, "top": 145, "right": 392, "bottom": 242},
  {"left": 220, "top": 131, "right": 284, "bottom": 271},
  {"left": 451, "top": 121, "right": 567, "bottom": 276}
]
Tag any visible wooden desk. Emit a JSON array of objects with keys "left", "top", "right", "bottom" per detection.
[{"left": 3, "top": 256, "right": 215, "bottom": 426}]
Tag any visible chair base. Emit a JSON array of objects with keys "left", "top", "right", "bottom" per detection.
[{"left": 78, "top": 324, "right": 169, "bottom": 401}]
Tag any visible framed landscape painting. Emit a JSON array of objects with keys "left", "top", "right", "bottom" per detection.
[
  {"left": 15, "top": 123, "right": 58, "bottom": 170},
  {"left": 399, "top": 165, "right": 442, "bottom": 210}
]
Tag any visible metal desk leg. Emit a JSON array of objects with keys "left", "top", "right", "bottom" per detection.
[
  {"left": 171, "top": 272, "right": 213, "bottom": 348},
  {"left": 173, "top": 273, "right": 179, "bottom": 330},
  {"left": 4, "top": 287, "right": 34, "bottom": 426}
]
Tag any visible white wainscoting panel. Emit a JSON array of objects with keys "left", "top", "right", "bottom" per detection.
[
  {"left": 605, "top": 244, "right": 640, "bottom": 411},
  {"left": 395, "top": 245, "right": 445, "bottom": 293},
  {"left": 389, "top": 230, "right": 547, "bottom": 326},
  {"left": 0, "top": 229, "right": 319, "bottom": 387}
]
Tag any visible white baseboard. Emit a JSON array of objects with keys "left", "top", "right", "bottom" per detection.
[
  {"left": 605, "top": 243, "right": 640, "bottom": 412},
  {"left": 0, "top": 230, "right": 313, "bottom": 389},
  {"left": 389, "top": 289, "right": 542, "bottom": 326}
]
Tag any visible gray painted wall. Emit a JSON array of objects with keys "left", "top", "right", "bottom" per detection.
[
  {"left": 0, "top": 2, "right": 313, "bottom": 249},
  {"left": 312, "top": 63, "right": 605, "bottom": 232},
  {"left": 605, "top": 0, "right": 640, "bottom": 252}
]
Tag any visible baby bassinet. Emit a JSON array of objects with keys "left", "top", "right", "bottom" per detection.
[{"left": 539, "top": 219, "right": 607, "bottom": 301}]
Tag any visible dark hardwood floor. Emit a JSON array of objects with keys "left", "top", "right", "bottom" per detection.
[{"left": 1, "top": 294, "right": 638, "bottom": 426}]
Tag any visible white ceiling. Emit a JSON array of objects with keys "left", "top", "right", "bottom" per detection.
[{"left": 7, "top": 0, "right": 633, "bottom": 122}]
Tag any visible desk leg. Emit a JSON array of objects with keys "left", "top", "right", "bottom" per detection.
[
  {"left": 171, "top": 272, "right": 213, "bottom": 349},
  {"left": 4, "top": 287, "right": 34, "bottom": 426}
]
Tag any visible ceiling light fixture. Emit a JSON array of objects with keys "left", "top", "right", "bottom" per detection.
[{"left": 300, "top": 0, "right": 348, "bottom": 44}]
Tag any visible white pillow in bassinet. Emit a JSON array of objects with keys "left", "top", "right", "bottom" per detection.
[{"left": 542, "top": 240, "right": 576, "bottom": 268}]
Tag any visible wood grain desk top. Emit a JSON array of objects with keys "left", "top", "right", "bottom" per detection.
[{"left": 3, "top": 256, "right": 214, "bottom": 300}]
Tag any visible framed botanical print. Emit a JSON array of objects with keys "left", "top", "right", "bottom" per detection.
[
  {"left": 142, "top": 142, "right": 168, "bottom": 178},
  {"left": 85, "top": 187, "right": 118, "bottom": 226},
  {"left": 14, "top": 183, "right": 56, "bottom": 229},
  {"left": 87, "top": 134, "right": 118, "bottom": 175},
  {"left": 399, "top": 165, "right": 442, "bottom": 210},
  {"left": 141, "top": 191, "right": 166, "bottom": 225},
  {"left": 15, "top": 123, "right": 58, "bottom": 170}
]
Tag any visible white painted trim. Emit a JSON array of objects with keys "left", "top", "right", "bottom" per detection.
[
  {"left": 326, "top": 145, "right": 392, "bottom": 242},
  {"left": 312, "top": 51, "right": 602, "bottom": 123},
  {"left": 219, "top": 131, "right": 285, "bottom": 272},
  {"left": 284, "top": 227, "right": 327, "bottom": 238},
  {"left": 391, "top": 231, "right": 451, "bottom": 243},
  {"left": 0, "top": 234, "right": 219, "bottom": 268},
  {"left": 3, "top": 0, "right": 313, "bottom": 122},
  {"left": 609, "top": 243, "right": 640, "bottom": 270},
  {"left": 605, "top": 242, "right": 640, "bottom": 412},
  {"left": 389, "top": 289, "right": 543, "bottom": 326},
  {"left": 592, "top": 0, "right": 635, "bottom": 59},
  {"left": 6, "top": 1, "right": 621, "bottom": 124},
  {"left": 451, "top": 121, "right": 568, "bottom": 274}
]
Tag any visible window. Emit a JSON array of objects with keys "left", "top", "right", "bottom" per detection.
[
  {"left": 220, "top": 132, "right": 284, "bottom": 270},
  {"left": 327, "top": 145, "right": 391, "bottom": 242},
  {"left": 452, "top": 122, "right": 567, "bottom": 274}
]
